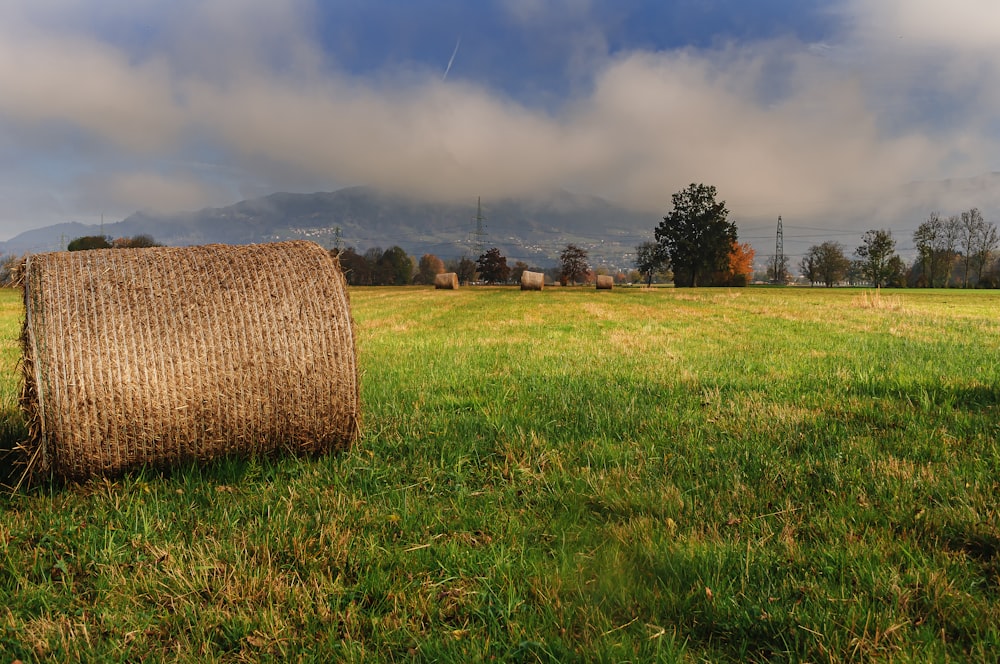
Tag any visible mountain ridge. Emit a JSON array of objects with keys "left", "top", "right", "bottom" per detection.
[
  {"left": 7, "top": 174, "right": 1000, "bottom": 269},
  {"left": 0, "top": 186, "right": 655, "bottom": 270}
]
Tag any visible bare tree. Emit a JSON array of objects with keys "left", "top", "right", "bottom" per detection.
[
  {"left": 959, "top": 208, "right": 985, "bottom": 287},
  {"left": 635, "top": 241, "right": 667, "bottom": 287},
  {"left": 913, "top": 212, "right": 961, "bottom": 287},
  {"left": 973, "top": 219, "right": 999, "bottom": 286},
  {"left": 767, "top": 255, "right": 790, "bottom": 285}
]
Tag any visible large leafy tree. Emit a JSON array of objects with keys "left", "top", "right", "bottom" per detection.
[
  {"left": 855, "top": 229, "right": 897, "bottom": 288},
  {"left": 335, "top": 247, "right": 372, "bottom": 285},
  {"left": 476, "top": 248, "right": 510, "bottom": 284},
  {"left": 67, "top": 235, "right": 112, "bottom": 251},
  {"left": 655, "top": 183, "right": 737, "bottom": 287},
  {"left": 559, "top": 244, "right": 590, "bottom": 285},
  {"left": 509, "top": 260, "right": 531, "bottom": 285},
  {"left": 803, "top": 241, "right": 850, "bottom": 287},
  {"left": 454, "top": 257, "right": 478, "bottom": 285},
  {"left": 374, "top": 246, "right": 412, "bottom": 285}
]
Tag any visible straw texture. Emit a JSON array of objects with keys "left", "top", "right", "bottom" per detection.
[
  {"left": 434, "top": 272, "right": 459, "bottom": 289},
  {"left": 20, "top": 241, "right": 359, "bottom": 481},
  {"left": 520, "top": 271, "right": 544, "bottom": 291},
  {"left": 596, "top": 275, "right": 614, "bottom": 290}
]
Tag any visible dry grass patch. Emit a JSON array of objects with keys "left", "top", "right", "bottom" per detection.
[{"left": 852, "top": 289, "right": 906, "bottom": 311}]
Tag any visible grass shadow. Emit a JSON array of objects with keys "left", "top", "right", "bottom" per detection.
[
  {"left": 0, "top": 402, "right": 28, "bottom": 491},
  {"left": 3, "top": 432, "right": 352, "bottom": 495}
]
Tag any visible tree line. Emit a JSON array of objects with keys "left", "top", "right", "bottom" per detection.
[
  {"left": 28, "top": 196, "right": 1000, "bottom": 290},
  {"left": 795, "top": 210, "right": 1000, "bottom": 288},
  {"left": 636, "top": 184, "right": 1000, "bottom": 289},
  {"left": 333, "top": 243, "right": 605, "bottom": 287},
  {"left": 0, "top": 234, "right": 165, "bottom": 285}
]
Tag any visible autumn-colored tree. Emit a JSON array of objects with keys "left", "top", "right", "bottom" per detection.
[
  {"left": 112, "top": 234, "right": 162, "bottom": 249},
  {"left": 476, "top": 247, "right": 510, "bottom": 284},
  {"left": 414, "top": 253, "right": 445, "bottom": 284},
  {"left": 712, "top": 241, "right": 754, "bottom": 286}
]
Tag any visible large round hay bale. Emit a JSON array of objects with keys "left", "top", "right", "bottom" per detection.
[
  {"left": 20, "top": 241, "right": 359, "bottom": 481},
  {"left": 596, "top": 275, "right": 614, "bottom": 290},
  {"left": 520, "top": 271, "right": 544, "bottom": 291},
  {"left": 434, "top": 272, "right": 459, "bottom": 289}
]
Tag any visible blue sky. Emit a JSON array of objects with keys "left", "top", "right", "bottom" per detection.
[{"left": 2, "top": 0, "right": 1000, "bottom": 260}]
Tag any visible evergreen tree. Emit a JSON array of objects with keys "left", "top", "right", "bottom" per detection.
[{"left": 655, "top": 184, "right": 736, "bottom": 287}]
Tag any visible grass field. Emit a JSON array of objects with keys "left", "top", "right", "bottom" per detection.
[{"left": 1, "top": 285, "right": 999, "bottom": 662}]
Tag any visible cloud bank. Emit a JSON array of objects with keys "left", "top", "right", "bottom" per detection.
[{"left": 0, "top": 0, "right": 998, "bottom": 243}]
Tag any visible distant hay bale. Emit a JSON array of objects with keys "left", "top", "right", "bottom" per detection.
[
  {"left": 596, "top": 275, "right": 614, "bottom": 290},
  {"left": 434, "top": 272, "right": 459, "bottom": 289},
  {"left": 520, "top": 271, "right": 544, "bottom": 291},
  {"left": 20, "top": 241, "right": 359, "bottom": 481}
]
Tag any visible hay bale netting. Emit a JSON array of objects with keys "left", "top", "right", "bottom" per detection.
[
  {"left": 520, "top": 270, "right": 545, "bottom": 291},
  {"left": 434, "top": 272, "right": 459, "bottom": 289},
  {"left": 20, "top": 241, "right": 359, "bottom": 481},
  {"left": 596, "top": 274, "right": 614, "bottom": 290}
]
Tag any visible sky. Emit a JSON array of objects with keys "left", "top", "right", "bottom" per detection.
[{"left": 3, "top": 0, "right": 1000, "bottom": 261}]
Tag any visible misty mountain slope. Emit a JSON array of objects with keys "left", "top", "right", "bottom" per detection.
[
  {"left": 7, "top": 175, "right": 1000, "bottom": 269},
  {"left": 1, "top": 187, "right": 656, "bottom": 269}
]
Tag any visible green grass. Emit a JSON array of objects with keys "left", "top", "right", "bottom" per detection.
[{"left": 2, "top": 285, "right": 1000, "bottom": 662}]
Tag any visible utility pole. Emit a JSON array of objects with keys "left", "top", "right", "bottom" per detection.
[
  {"left": 772, "top": 215, "right": 785, "bottom": 284},
  {"left": 333, "top": 226, "right": 343, "bottom": 253},
  {"left": 472, "top": 196, "right": 487, "bottom": 258}
]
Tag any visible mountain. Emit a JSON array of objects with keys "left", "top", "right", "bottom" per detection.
[
  {"left": 0, "top": 186, "right": 655, "bottom": 271},
  {"left": 10, "top": 175, "right": 1000, "bottom": 270}
]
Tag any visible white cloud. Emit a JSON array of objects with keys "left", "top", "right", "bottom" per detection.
[
  {"left": 83, "top": 171, "right": 230, "bottom": 214},
  {"left": 845, "top": 0, "right": 1000, "bottom": 52},
  {"left": 0, "top": 29, "right": 183, "bottom": 152},
  {"left": 1, "top": 0, "right": 1000, "bottom": 243}
]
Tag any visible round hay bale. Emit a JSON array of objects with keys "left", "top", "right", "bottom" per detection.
[
  {"left": 520, "top": 270, "right": 544, "bottom": 291},
  {"left": 434, "top": 272, "right": 459, "bottom": 289},
  {"left": 596, "top": 275, "right": 614, "bottom": 290},
  {"left": 20, "top": 241, "right": 359, "bottom": 481}
]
